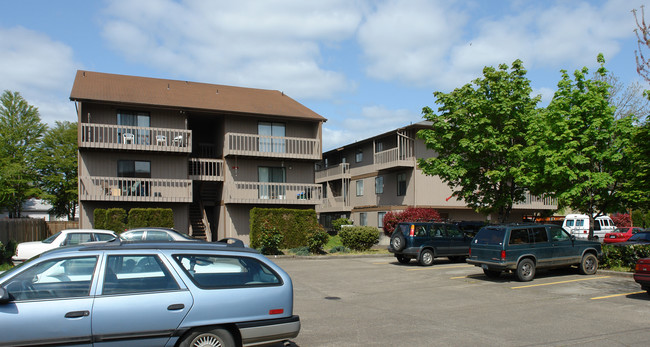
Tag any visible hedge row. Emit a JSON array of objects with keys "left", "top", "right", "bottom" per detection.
[
  {"left": 249, "top": 208, "right": 328, "bottom": 254},
  {"left": 339, "top": 226, "right": 380, "bottom": 251},
  {"left": 601, "top": 244, "right": 650, "bottom": 269},
  {"left": 94, "top": 208, "right": 174, "bottom": 233}
]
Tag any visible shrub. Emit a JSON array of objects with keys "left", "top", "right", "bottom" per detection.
[
  {"left": 308, "top": 226, "right": 329, "bottom": 254},
  {"left": 601, "top": 244, "right": 650, "bottom": 269},
  {"left": 339, "top": 226, "right": 380, "bottom": 251},
  {"left": 0, "top": 240, "right": 17, "bottom": 264},
  {"left": 332, "top": 217, "right": 353, "bottom": 232},
  {"left": 290, "top": 246, "right": 310, "bottom": 256},
  {"left": 329, "top": 245, "right": 349, "bottom": 254},
  {"left": 94, "top": 209, "right": 107, "bottom": 229},
  {"left": 105, "top": 208, "right": 127, "bottom": 233},
  {"left": 250, "top": 208, "right": 321, "bottom": 249},
  {"left": 611, "top": 213, "right": 631, "bottom": 228},
  {"left": 258, "top": 227, "right": 284, "bottom": 255},
  {"left": 127, "top": 208, "right": 174, "bottom": 229},
  {"left": 382, "top": 207, "right": 441, "bottom": 235}
]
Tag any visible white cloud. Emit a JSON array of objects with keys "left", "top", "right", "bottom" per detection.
[
  {"left": 100, "top": 0, "right": 365, "bottom": 99},
  {"left": 357, "top": 0, "right": 636, "bottom": 90},
  {"left": 0, "top": 26, "right": 79, "bottom": 125},
  {"left": 323, "top": 105, "right": 420, "bottom": 150}
]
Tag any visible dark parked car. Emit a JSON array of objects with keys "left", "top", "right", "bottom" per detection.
[
  {"left": 613, "top": 231, "right": 650, "bottom": 246},
  {"left": 0, "top": 238, "right": 299, "bottom": 347},
  {"left": 467, "top": 224, "right": 602, "bottom": 281},
  {"left": 388, "top": 222, "right": 473, "bottom": 266},
  {"left": 634, "top": 258, "right": 650, "bottom": 295}
]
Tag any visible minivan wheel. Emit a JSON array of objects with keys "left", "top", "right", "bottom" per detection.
[
  {"left": 396, "top": 255, "right": 410, "bottom": 264},
  {"left": 419, "top": 249, "right": 434, "bottom": 266},
  {"left": 180, "top": 327, "right": 235, "bottom": 347},
  {"left": 390, "top": 231, "right": 406, "bottom": 252},
  {"left": 516, "top": 259, "right": 535, "bottom": 282},
  {"left": 578, "top": 253, "right": 598, "bottom": 275}
]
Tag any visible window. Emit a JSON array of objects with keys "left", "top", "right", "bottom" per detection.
[
  {"left": 173, "top": 255, "right": 281, "bottom": 289},
  {"left": 4, "top": 256, "right": 98, "bottom": 300},
  {"left": 118, "top": 111, "right": 150, "bottom": 145},
  {"left": 378, "top": 212, "right": 386, "bottom": 228},
  {"left": 103, "top": 255, "right": 179, "bottom": 295},
  {"left": 94, "top": 233, "right": 116, "bottom": 242},
  {"left": 355, "top": 149, "right": 363, "bottom": 162},
  {"left": 360, "top": 213, "right": 367, "bottom": 226},
  {"left": 356, "top": 180, "right": 364, "bottom": 196},
  {"left": 530, "top": 227, "right": 549, "bottom": 243},
  {"left": 258, "top": 167, "right": 286, "bottom": 199},
  {"left": 565, "top": 220, "right": 575, "bottom": 227},
  {"left": 509, "top": 229, "right": 530, "bottom": 245},
  {"left": 258, "top": 122, "right": 286, "bottom": 153},
  {"left": 118, "top": 160, "right": 151, "bottom": 197},
  {"left": 375, "top": 142, "right": 383, "bottom": 153},
  {"left": 549, "top": 226, "right": 570, "bottom": 241},
  {"left": 397, "top": 173, "right": 407, "bottom": 196},
  {"left": 62, "top": 233, "right": 93, "bottom": 246},
  {"left": 375, "top": 176, "right": 384, "bottom": 194}
]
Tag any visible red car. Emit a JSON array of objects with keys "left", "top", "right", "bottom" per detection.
[
  {"left": 603, "top": 227, "right": 645, "bottom": 244},
  {"left": 634, "top": 258, "right": 650, "bottom": 295}
]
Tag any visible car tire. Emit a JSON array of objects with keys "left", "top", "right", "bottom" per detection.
[
  {"left": 516, "top": 258, "right": 535, "bottom": 282},
  {"left": 390, "top": 231, "right": 406, "bottom": 252},
  {"left": 396, "top": 255, "right": 410, "bottom": 264},
  {"left": 419, "top": 249, "right": 435, "bottom": 266},
  {"left": 578, "top": 253, "right": 598, "bottom": 275},
  {"left": 180, "top": 327, "right": 235, "bottom": 347},
  {"left": 483, "top": 269, "right": 501, "bottom": 278}
]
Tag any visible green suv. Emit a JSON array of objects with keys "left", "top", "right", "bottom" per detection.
[
  {"left": 467, "top": 224, "right": 602, "bottom": 281},
  {"left": 388, "top": 222, "right": 473, "bottom": 266}
]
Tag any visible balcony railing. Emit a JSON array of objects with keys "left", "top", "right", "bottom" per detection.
[
  {"left": 80, "top": 123, "right": 191, "bottom": 153},
  {"left": 80, "top": 176, "right": 192, "bottom": 202},
  {"left": 374, "top": 147, "right": 415, "bottom": 170},
  {"left": 189, "top": 158, "right": 224, "bottom": 181},
  {"left": 514, "top": 192, "right": 558, "bottom": 209},
  {"left": 315, "top": 163, "right": 350, "bottom": 183},
  {"left": 224, "top": 132, "right": 320, "bottom": 160},
  {"left": 225, "top": 181, "right": 322, "bottom": 205}
]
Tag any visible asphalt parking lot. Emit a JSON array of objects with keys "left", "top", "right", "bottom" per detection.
[{"left": 270, "top": 255, "right": 650, "bottom": 347}]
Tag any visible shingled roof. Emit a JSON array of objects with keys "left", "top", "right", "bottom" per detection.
[{"left": 70, "top": 70, "right": 326, "bottom": 121}]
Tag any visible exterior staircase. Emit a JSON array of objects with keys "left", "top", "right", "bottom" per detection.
[{"left": 189, "top": 202, "right": 207, "bottom": 241}]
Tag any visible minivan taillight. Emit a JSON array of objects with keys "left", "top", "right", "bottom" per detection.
[
  {"left": 468, "top": 248, "right": 471, "bottom": 257},
  {"left": 501, "top": 250, "right": 506, "bottom": 261},
  {"left": 409, "top": 225, "right": 415, "bottom": 237}
]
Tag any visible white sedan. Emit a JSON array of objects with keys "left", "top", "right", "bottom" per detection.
[{"left": 12, "top": 229, "right": 117, "bottom": 264}]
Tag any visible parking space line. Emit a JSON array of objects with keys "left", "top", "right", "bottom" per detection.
[
  {"left": 407, "top": 265, "right": 474, "bottom": 271},
  {"left": 511, "top": 276, "right": 611, "bottom": 289},
  {"left": 590, "top": 291, "right": 646, "bottom": 300}
]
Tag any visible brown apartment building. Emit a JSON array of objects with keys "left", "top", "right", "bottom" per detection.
[
  {"left": 71, "top": 71, "right": 325, "bottom": 244},
  {"left": 316, "top": 122, "right": 557, "bottom": 231}
]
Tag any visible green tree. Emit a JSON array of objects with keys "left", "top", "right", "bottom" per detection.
[
  {"left": 418, "top": 60, "right": 540, "bottom": 223},
  {"left": 522, "top": 55, "right": 634, "bottom": 219},
  {"left": 35, "top": 121, "right": 78, "bottom": 220},
  {"left": 620, "top": 122, "right": 650, "bottom": 210},
  {"left": 0, "top": 90, "right": 46, "bottom": 217}
]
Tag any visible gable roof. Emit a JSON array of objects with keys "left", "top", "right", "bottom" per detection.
[{"left": 69, "top": 70, "right": 326, "bottom": 122}]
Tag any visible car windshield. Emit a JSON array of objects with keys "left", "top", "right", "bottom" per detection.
[
  {"left": 472, "top": 227, "right": 506, "bottom": 245},
  {"left": 628, "top": 232, "right": 650, "bottom": 242},
  {"left": 42, "top": 232, "right": 61, "bottom": 244}
]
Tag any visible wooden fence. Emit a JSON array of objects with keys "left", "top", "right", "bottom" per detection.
[{"left": 0, "top": 219, "right": 79, "bottom": 244}]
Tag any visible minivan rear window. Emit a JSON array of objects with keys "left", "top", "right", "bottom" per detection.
[{"left": 473, "top": 227, "right": 506, "bottom": 245}]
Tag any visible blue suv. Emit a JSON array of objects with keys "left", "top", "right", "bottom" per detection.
[
  {"left": 467, "top": 224, "right": 602, "bottom": 281},
  {"left": 0, "top": 239, "right": 299, "bottom": 347}
]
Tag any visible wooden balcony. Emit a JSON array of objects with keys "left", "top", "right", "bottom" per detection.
[
  {"left": 80, "top": 176, "right": 192, "bottom": 202},
  {"left": 374, "top": 147, "right": 416, "bottom": 171},
  {"left": 80, "top": 123, "right": 191, "bottom": 153},
  {"left": 514, "top": 192, "right": 558, "bottom": 210},
  {"left": 315, "top": 163, "right": 350, "bottom": 183},
  {"left": 225, "top": 181, "right": 322, "bottom": 205},
  {"left": 224, "top": 132, "right": 320, "bottom": 160},
  {"left": 316, "top": 196, "right": 351, "bottom": 213},
  {"left": 189, "top": 158, "right": 224, "bottom": 181}
]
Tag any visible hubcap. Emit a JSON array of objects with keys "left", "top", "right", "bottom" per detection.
[
  {"left": 422, "top": 252, "right": 432, "bottom": 264},
  {"left": 392, "top": 238, "right": 401, "bottom": 248},
  {"left": 192, "top": 334, "right": 222, "bottom": 347}
]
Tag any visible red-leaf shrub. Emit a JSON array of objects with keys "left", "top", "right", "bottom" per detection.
[
  {"left": 382, "top": 207, "right": 441, "bottom": 235},
  {"left": 611, "top": 213, "right": 631, "bottom": 227}
]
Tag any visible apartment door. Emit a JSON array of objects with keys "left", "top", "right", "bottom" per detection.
[
  {"left": 258, "top": 167, "right": 286, "bottom": 199},
  {"left": 258, "top": 122, "right": 285, "bottom": 153}
]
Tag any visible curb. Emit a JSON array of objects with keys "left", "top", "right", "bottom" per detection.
[{"left": 598, "top": 269, "right": 634, "bottom": 278}]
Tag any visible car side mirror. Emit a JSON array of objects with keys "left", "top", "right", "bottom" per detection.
[{"left": 0, "top": 287, "right": 10, "bottom": 304}]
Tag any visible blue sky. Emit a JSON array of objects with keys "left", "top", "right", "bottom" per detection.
[{"left": 1, "top": 0, "right": 646, "bottom": 151}]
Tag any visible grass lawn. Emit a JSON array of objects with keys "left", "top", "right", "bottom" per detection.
[{"left": 0, "top": 263, "right": 13, "bottom": 271}]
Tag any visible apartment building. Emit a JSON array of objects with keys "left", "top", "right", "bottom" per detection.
[
  {"left": 71, "top": 70, "right": 325, "bottom": 244},
  {"left": 315, "top": 122, "right": 557, "bottom": 230}
]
